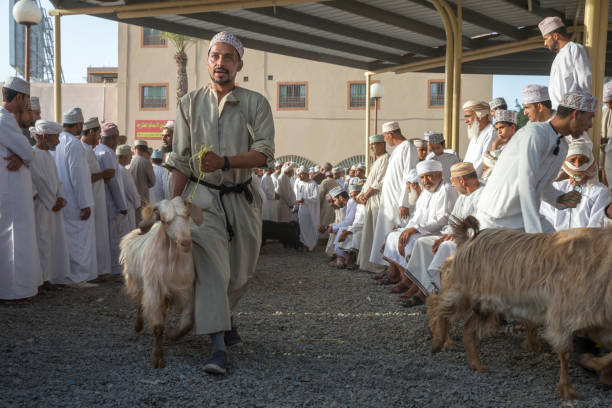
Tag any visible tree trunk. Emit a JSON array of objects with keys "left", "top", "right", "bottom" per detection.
[{"left": 175, "top": 50, "right": 188, "bottom": 103}]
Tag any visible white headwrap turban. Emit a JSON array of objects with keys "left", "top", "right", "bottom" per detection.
[
  {"left": 462, "top": 100, "right": 491, "bottom": 119},
  {"left": 404, "top": 169, "right": 419, "bottom": 183},
  {"left": 416, "top": 159, "right": 443, "bottom": 175},
  {"left": 35, "top": 119, "right": 62, "bottom": 135},
  {"left": 297, "top": 165, "right": 308, "bottom": 175}
]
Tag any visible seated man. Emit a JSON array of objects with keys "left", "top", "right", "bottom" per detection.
[
  {"left": 337, "top": 182, "right": 365, "bottom": 269},
  {"left": 324, "top": 186, "right": 356, "bottom": 268},
  {"left": 425, "top": 132, "right": 459, "bottom": 182},
  {"left": 380, "top": 160, "right": 457, "bottom": 286},
  {"left": 541, "top": 141, "right": 608, "bottom": 229},
  {"left": 400, "top": 162, "right": 483, "bottom": 307}
]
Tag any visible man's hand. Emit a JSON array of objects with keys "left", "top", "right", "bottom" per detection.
[
  {"left": 557, "top": 190, "right": 582, "bottom": 209},
  {"left": 318, "top": 225, "right": 327, "bottom": 233},
  {"left": 52, "top": 197, "right": 66, "bottom": 212},
  {"left": 80, "top": 207, "right": 91, "bottom": 221},
  {"left": 296, "top": 198, "right": 305, "bottom": 205},
  {"left": 338, "top": 230, "right": 352, "bottom": 242},
  {"left": 432, "top": 234, "right": 453, "bottom": 253},
  {"left": 275, "top": 193, "right": 280, "bottom": 200},
  {"left": 398, "top": 227, "right": 418, "bottom": 256},
  {"left": 358, "top": 195, "right": 367, "bottom": 204},
  {"left": 200, "top": 151, "right": 225, "bottom": 173},
  {"left": 399, "top": 206, "right": 410, "bottom": 219},
  {"left": 4, "top": 154, "right": 24, "bottom": 171},
  {"left": 102, "top": 168, "right": 116, "bottom": 181}
]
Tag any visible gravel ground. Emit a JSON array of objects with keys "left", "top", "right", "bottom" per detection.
[{"left": 1, "top": 242, "right": 610, "bottom": 407}]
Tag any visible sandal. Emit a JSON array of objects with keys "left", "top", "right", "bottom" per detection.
[
  {"left": 400, "top": 295, "right": 425, "bottom": 308},
  {"left": 375, "top": 276, "right": 398, "bottom": 285}
]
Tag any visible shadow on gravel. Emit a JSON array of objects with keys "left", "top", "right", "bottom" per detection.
[{"left": 1, "top": 243, "right": 610, "bottom": 407}]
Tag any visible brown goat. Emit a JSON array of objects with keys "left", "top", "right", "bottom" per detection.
[
  {"left": 427, "top": 216, "right": 612, "bottom": 400},
  {"left": 119, "top": 197, "right": 204, "bottom": 368}
]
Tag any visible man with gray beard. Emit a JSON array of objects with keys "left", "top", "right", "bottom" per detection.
[{"left": 462, "top": 100, "right": 496, "bottom": 176}]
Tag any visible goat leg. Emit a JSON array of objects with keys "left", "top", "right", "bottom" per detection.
[
  {"left": 555, "top": 349, "right": 580, "bottom": 400},
  {"left": 579, "top": 351, "right": 612, "bottom": 373},
  {"left": 166, "top": 296, "right": 194, "bottom": 342},
  {"left": 522, "top": 323, "right": 542, "bottom": 352},
  {"left": 463, "top": 312, "right": 488, "bottom": 372},
  {"left": 151, "top": 325, "right": 165, "bottom": 369},
  {"left": 134, "top": 304, "right": 144, "bottom": 333}
]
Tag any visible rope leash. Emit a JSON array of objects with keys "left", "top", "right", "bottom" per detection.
[{"left": 187, "top": 143, "right": 214, "bottom": 203}]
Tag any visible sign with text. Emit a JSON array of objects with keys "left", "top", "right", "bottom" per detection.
[{"left": 134, "top": 120, "right": 169, "bottom": 140}]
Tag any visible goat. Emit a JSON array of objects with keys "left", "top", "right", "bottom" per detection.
[
  {"left": 119, "top": 197, "right": 204, "bottom": 368},
  {"left": 427, "top": 216, "right": 612, "bottom": 400}
]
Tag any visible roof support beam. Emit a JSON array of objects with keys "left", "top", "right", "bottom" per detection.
[
  {"left": 187, "top": 12, "right": 406, "bottom": 63},
  {"left": 119, "top": 16, "right": 372, "bottom": 69},
  {"left": 499, "top": 0, "right": 565, "bottom": 19},
  {"left": 406, "top": 0, "right": 527, "bottom": 40},
  {"left": 249, "top": 6, "right": 442, "bottom": 57},
  {"left": 323, "top": 0, "right": 479, "bottom": 49}
]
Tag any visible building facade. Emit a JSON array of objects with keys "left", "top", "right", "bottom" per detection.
[{"left": 117, "top": 24, "right": 493, "bottom": 165}]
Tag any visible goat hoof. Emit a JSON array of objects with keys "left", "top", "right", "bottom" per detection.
[
  {"left": 468, "top": 362, "right": 488, "bottom": 373},
  {"left": 443, "top": 337, "right": 456, "bottom": 349},
  {"left": 556, "top": 383, "right": 580, "bottom": 400},
  {"left": 165, "top": 327, "right": 179, "bottom": 341},
  {"left": 522, "top": 339, "right": 542, "bottom": 353},
  {"left": 134, "top": 318, "right": 144, "bottom": 333},
  {"left": 151, "top": 355, "right": 165, "bottom": 369}
]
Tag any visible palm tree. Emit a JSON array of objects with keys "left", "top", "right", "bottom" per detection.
[{"left": 161, "top": 32, "right": 197, "bottom": 103}]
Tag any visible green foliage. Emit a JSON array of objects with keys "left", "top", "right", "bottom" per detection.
[
  {"left": 160, "top": 32, "right": 197, "bottom": 53},
  {"left": 514, "top": 98, "right": 529, "bottom": 129}
]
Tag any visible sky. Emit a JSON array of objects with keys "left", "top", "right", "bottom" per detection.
[
  {"left": 1, "top": 0, "right": 118, "bottom": 83},
  {"left": 1, "top": 1, "right": 547, "bottom": 103}
]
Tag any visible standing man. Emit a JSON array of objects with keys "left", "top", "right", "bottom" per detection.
[
  {"left": 260, "top": 165, "right": 279, "bottom": 222},
  {"left": 55, "top": 108, "right": 98, "bottom": 286},
  {"left": 477, "top": 92, "right": 594, "bottom": 233},
  {"left": 276, "top": 164, "right": 295, "bottom": 222},
  {"left": 539, "top": 17, "right": 591, "bottom": 111},
  {"left": 116, "top": 144, "right": 141, "bottom": 233},
  {"left": 95, "top": 122, "right": 128, "bottom": 276},
  {"left": 317, "top": 169, "right": 340, "bottom": 234},
  {"left": 82, "top": 117, "right": 112, "bottom": 279},
  {"left": 414, "top": 139, "right": 428, "bottom": 161},
  {"left": 0, "top": 77, "right": 42, "bottom": 303},
  {"left": 462, "top": 100, "right": 496, "bottom": 176},
  {"left": 295, "top": 165, "right": 320, "bottom": 251},
  {"left": 161, "top": 120, "right": 174, "bottom": 153},
  {"left": 357, "top": 134, "right": 389, "bottom": 272},
  {"left": 30, "top": 120, "right": 70, "bottom": 287},
  {"left": 149, "top": 149, "right": 169, "bottom": 204},
  {"left": 369, "top": 121, "right": 418, "bottom": 268},
  {"left": 601, "top": 82, "right": 612, "bottom": 190},
  {"left": 165, "top": 32, "right": 274, "bottom": 375},
  {"left": 523, "top": 85, "right": 555, "bottom": 123},
  {"left": 489, "top": 97, "right": 507, "bottom": 116},
  {"left": 129, "top": 140, "right": 156, "bottom": 212}
]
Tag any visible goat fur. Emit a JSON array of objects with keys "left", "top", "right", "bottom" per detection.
[
  {"left": 427, "top": 216, "right": 612, "bottom": 400},
  {"left": 120, "top": 197, "right": 203, "bottom": 368}
]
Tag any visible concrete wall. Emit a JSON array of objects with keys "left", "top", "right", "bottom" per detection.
[
  {"left": 30, "top": 83, "right": 118, "bottom": 126},
  {"left": 116, "top": 23, "right": 493, "bottom": 164}
]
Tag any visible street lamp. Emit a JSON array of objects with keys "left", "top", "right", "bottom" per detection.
[
  {"left": 13, "top": 0, "right": 43, "bottom": 82},
  {"left": 370, "top": 83, "right": 384, "bottom": 134}
]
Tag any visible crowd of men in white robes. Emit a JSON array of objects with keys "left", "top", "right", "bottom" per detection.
[
  {"left": 255, "top": 16, "right": 612, "bottom": 311},
  {"left": 0, "top": 75, "right": 177, "bottom": 303}
]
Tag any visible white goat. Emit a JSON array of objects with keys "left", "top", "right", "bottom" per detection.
[{"left": 119, "top": 196, "right": 204, "bottom": 368}]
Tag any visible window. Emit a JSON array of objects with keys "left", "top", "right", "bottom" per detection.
[
  {"left": 278, "top": 82, "right": 307, "bottom": 110},
  {"left": 428, "top": 80, "right": 445, "bottom": 108},
  {"left": 141, "top": 27, "right": 166, "bottom": 47},
  {"left": 139, "top": 84, "right": 168, "bottom": 110},
  {"left": 347, "top": 81, "right": 377, "bottom": 109}
]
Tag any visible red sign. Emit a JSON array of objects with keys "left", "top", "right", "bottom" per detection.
[{"left": 134, "top": 120, "right": 169, "bottom": 140}]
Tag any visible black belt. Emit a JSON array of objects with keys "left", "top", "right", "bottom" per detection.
[{"left": 189, "top": 176, "right": 253, "bottom": 241}]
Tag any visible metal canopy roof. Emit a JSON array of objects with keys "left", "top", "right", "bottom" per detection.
[{"left": 50, "top": 0, "right": 612, "bottom": 75}]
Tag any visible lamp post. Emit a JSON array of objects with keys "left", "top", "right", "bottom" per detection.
[
  {"left": 370, "top": 83, "right": 384, "bottom": 134},
  {"left": 13, "top": 0, "right": 43, "bottom": 82}
]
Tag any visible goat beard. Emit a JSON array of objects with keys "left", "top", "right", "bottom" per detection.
[
  {"left": 467, "top": 120, "right": 480, "bottom": 140},
  {"left": 407, "top": 187, "right": 419, "bottom": 207}
]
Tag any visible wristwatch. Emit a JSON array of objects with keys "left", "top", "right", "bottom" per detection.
[{"left": 222, "top": 156, "right": 230, "bottom": 171}]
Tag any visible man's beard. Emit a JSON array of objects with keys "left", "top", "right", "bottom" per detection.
[
  {"left": 407, "top": 187, "right": 419, "bottom": 206},
  {"left": 423, "top": 180, "right": 440, "bottom": 192},
  {"left": 210, "top": 68, "right": 232, "bottom": 85},
  {"left": 467, "top": 120, "right": 480, "bottom": 140}
]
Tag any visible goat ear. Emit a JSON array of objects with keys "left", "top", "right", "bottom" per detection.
[
  {"left": 138, "top": 209, "right": 160, "bottom": 234},
  {"left": 186, "top": 202, "right": 204, "bottom": 226}
]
